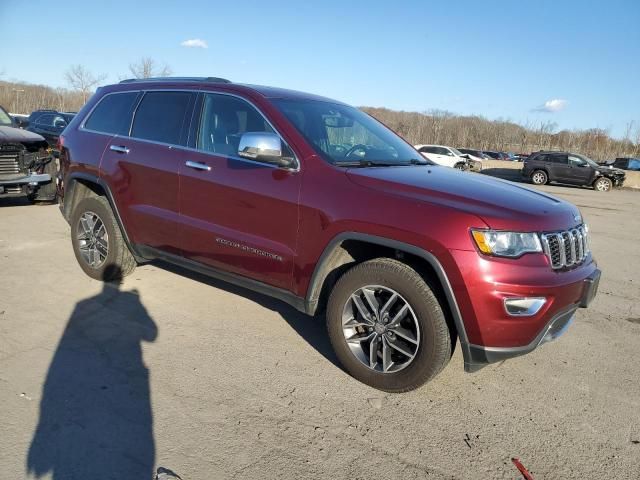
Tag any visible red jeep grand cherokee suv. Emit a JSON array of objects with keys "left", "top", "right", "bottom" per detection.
[{"left": 58, "top": 77, "right": 600, "bottom": 392}]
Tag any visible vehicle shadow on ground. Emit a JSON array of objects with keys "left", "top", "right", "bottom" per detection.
[
  {"left": 27, "top": 273, "right": 157, "bottom": 479},
  {"left": 157, "top": 261, "right": 341, "bottom": 370}
]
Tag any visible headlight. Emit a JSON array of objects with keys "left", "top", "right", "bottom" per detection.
[{"left": 471, "top": 230, "right": 542, "bottom": 257}]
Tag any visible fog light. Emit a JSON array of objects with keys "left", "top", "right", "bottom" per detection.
[{"left": 504, "top": 297, "right": 546, "bottom": 316}]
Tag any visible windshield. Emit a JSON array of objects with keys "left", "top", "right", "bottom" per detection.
[
  {"left": 273, "top": 99, "right": 425, "bottom": 166},
  {"left": 0, "top": 107, "right": 12, "bottom": 127}
]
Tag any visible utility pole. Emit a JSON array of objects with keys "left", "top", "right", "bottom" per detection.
[{"left": 12, "top": 88, "right": 25, "bottom": 113}]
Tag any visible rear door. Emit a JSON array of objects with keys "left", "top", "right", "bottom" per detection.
[
  {"left": 100, "top": 90, "right": 196, "bottom": 256},
  {"left": 178, "top": 92, "right": 301, "bottom": 290},
  {"left": 548, "top": 153, "right": 570, "bottom": 182}
]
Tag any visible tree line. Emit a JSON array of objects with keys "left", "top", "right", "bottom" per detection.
[
  {"left": 1, "top": 60, "right": 637, "bottom": 161},
  {"left": 362, "top": 107, "right": 639, "bottom": 161}
]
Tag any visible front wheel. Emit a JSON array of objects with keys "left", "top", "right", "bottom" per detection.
[
  {"left": 593, "top": 177, "right": 612, "bottom": 192},
  {"left": 70, "top": 195, "right": 137, "bottom": 281},
  {"left": 326, "top": 258, "right": 453, "bottom": 392}
]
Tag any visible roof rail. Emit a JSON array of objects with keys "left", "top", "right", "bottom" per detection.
[{"left": 119, "top": 76, "right": 231, "bottom": 84}]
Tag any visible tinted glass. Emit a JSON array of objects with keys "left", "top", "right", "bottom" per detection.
[
  {"left": 131, "top": 91, "right": 193, "bottom": 145},
  {"left": 85, "top": 92, "right": 139, "bottom": 135},
  {"left": 197, "top": 94, "right": 273, "bottom": 155},
  {"left": 569, "top": 155, "right": 586, "bottom": 166},
  {"left": 550, "top": 154, "right": 568, "bottom": 164},
  {"left": 274, "top": 99, "right": 422, "bottom": 165},
  {"left": 37, "top": 114, "right": 55, "bottom": 126}
]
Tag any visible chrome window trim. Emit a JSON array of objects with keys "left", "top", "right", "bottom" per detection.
[{"left": 79, "top": 88, "right": 300, "bottom": 172}]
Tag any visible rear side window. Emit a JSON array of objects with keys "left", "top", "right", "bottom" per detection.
[
  {"left": 84, "top": 92, "right": 139, "bottom": 135},
  {"left": 550, "top": 154, "right": 568, "bottom": 164},
  {"left": 131, "top": 91, "right": 194, "bottom": 145}
]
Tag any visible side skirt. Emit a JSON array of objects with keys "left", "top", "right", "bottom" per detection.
[{"left": 135, "top": 245, "right": 308, "bottom": 314}]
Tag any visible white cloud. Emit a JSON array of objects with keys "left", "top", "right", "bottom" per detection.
[
  {"left": 180, "top": 39, "right": 208, "bottom": 49},
  {"left": 534, "top": 98, "right": 568, "bottom": 113}
]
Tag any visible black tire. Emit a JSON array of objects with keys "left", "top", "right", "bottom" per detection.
[
  {"left": 454, "top": 162, "right": 467, "bottom": 171},
  {"left": 531, "top": 170, "right": 548, "bottom": 185},
  {"left": 326, "top": 258, "right": 452, "bottom": 392},
  {"left": 593, "top": 177, "right": 612, "bottom": 192},
  {"left": 70, "top": 195, "right": 136, "bottom": 281},
  {"left": 34, "top": 158, "right": 58, "bottom": 203}
]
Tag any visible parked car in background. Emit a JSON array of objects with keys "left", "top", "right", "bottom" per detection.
[
  {"left": 523, "top": 151, "right": 625, "bottom": 191},
  {"left": 600, "top": 157, "right": 640, "bottom": 171},
  {"left": 57, "top": 77, "right": 600, "bottom": 391},
  {"left": 415, "top": 144, "right": 471, "bottom": 170},
  {"left": 26, "top": 110, "right": 76, "bottom": 146},
  {"left": 483, "top": 150, "right": 510, "bottom": 161},
  {"left": 456, "top": 148, "right": 486, "bottom": 171},
  {"left": 0, "top": 105, "right": 57, "bottom": 202},
  {"left": 514, "top": 153, "right": 529, "bottom": 162}
]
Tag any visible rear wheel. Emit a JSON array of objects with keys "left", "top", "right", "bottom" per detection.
[
  {"left": 531, "top": 170, "right": 548, "bottom": 185},
  {"left": 593, "top": 177, "right": 612, "bottom": 192},
  {"left": 70, "top": 195, "right": 136, "bottom": 281},
  {"left": 326, "top": 258, "right": 452, "bottom": 392}
]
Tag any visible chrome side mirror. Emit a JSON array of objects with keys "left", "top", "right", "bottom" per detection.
[{"left": 238, "top": 132, "right": 295, "bottom": 168}]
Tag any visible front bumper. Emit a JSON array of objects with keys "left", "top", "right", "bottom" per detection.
[
  {"left": 464, "top": 268, "right": 600, "bottom": 372},
  {"left": 0, "top": 173, "right": 51, "bottom": 186}
]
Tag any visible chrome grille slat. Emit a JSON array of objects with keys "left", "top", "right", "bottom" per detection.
[
  {"left": 541, "top": 225, "right": 589, "bottom": 269},
  {"left": 0, "top": 153, "right": 19, "bottom": 175}
]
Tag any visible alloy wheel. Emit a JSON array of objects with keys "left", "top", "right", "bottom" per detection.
[
  {"left": 532, "top": 172, "right": 546, "bottom": 184},
  {"left": 595, "top": 178, "right": 611, "bottom": 191},
  {"left": 341, "top": 285, "right": 420, "bottom": 373},
  {"left": 76, "top": 211, "right": 109, "bottom": 268}
]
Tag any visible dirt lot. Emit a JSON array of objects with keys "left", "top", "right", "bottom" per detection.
[{"left": 1, "top": 183, "right": 639, "bottom": 480}]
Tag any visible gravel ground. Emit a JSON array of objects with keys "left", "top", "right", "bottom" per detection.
[{"left": 1, "top": 183, "right": 639, "bottom": 479}]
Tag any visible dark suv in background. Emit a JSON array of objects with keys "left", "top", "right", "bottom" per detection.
[
  {"left": 27, "top": 110, "right": 76, "bottom": 146},
  {"left": 58, "top": 77, "right": 600, "bottom": 392},
  {"left": 523, "top": 151, "right": 625, "bottom": 191}
]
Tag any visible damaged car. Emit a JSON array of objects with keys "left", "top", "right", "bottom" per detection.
[{"left": 0, "top": 105, "right": 57, "bottom": 202}]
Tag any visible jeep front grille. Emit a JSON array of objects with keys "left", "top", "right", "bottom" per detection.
[
  {"left": 0, "top": 153, "right": 20, "bottom": 175},
  {"left": 540, "top": 225, "right": 589, "bottom": 269}
]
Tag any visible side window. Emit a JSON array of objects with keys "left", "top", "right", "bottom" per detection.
[
  {"left": 85, "top": 92, "right": 140, "bottom": 135},
  {"left": 420, "top": 146, "right": 437, "bottom": 154},
  {"left": 550, "top": 154, "right": 567, "bottom": 164},
  {"left": 131, "top": 91, "right": 194, "bottom": 145},
  {"left": 197, "top": 94, "right": 273, "bottom": 155},
  {"left": 37, "top": 114, "right": 55, "bottom": 126},
  {"left": 568, "top": 155, "right": 586, "bottom": 166}
]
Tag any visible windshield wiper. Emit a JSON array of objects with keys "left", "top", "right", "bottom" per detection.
[
  {"left": 333, "top": 159, "right": 402, "bottom": 167},
  {"left": 334, "top": 158, "right": 429, "bottom": 167}
]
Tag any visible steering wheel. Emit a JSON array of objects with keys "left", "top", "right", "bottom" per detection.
[{"left": 344, "top": 144, "right": 369, "bottom": 159}]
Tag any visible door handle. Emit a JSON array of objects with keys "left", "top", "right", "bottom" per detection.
[
  {"left": 185, "top": 160, "right": 211, "bottom": 172},
  {"left": 110, "top": 145, "right": 130, "bottom": 154}
]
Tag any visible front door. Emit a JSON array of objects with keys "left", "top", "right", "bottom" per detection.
[
  {"left": 178, "top": 93, "right": 301, "bottom": 290},
  {"left": 567, "top": 155, "right": 595, "bottom": 185}
]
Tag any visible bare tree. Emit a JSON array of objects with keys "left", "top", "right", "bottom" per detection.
[
  {"left": 64, "top": 65, "right": 106, "bottom": 103},
  {"left": 128, "top": 57, "right": 172, "bottom": 79}
]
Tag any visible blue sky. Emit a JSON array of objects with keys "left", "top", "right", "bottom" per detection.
[{"left": 1, "top": 0, "right": 638, "bottom": 137}]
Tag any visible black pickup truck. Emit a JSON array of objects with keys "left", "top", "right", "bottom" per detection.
[{"left": 0, "top": 105, "right": 57, "bottom": 202}]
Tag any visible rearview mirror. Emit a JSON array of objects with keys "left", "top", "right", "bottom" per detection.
[
  {"left": 323, "top": 116, "right": 354, "bottom": 128},
  {"left": 238, "top": 132, "right": 296, "bottom": 168}
]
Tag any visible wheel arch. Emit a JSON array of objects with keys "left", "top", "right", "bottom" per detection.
[
  {"left": 305, "top": 233, "right": 471, "bottom": 360},
  {"left": 62, "top": 172, "right": 144, "bottom": 262}
]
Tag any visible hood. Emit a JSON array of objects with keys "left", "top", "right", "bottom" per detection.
[
  {"left": 0, "top": 126, "right": 46, "bottom": 143},
  {"left": 600, "top": 165, "right": 625, "bottom": 176},
  {"left": 346, "top": 165, "right": 583, "bottom": 232}
]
